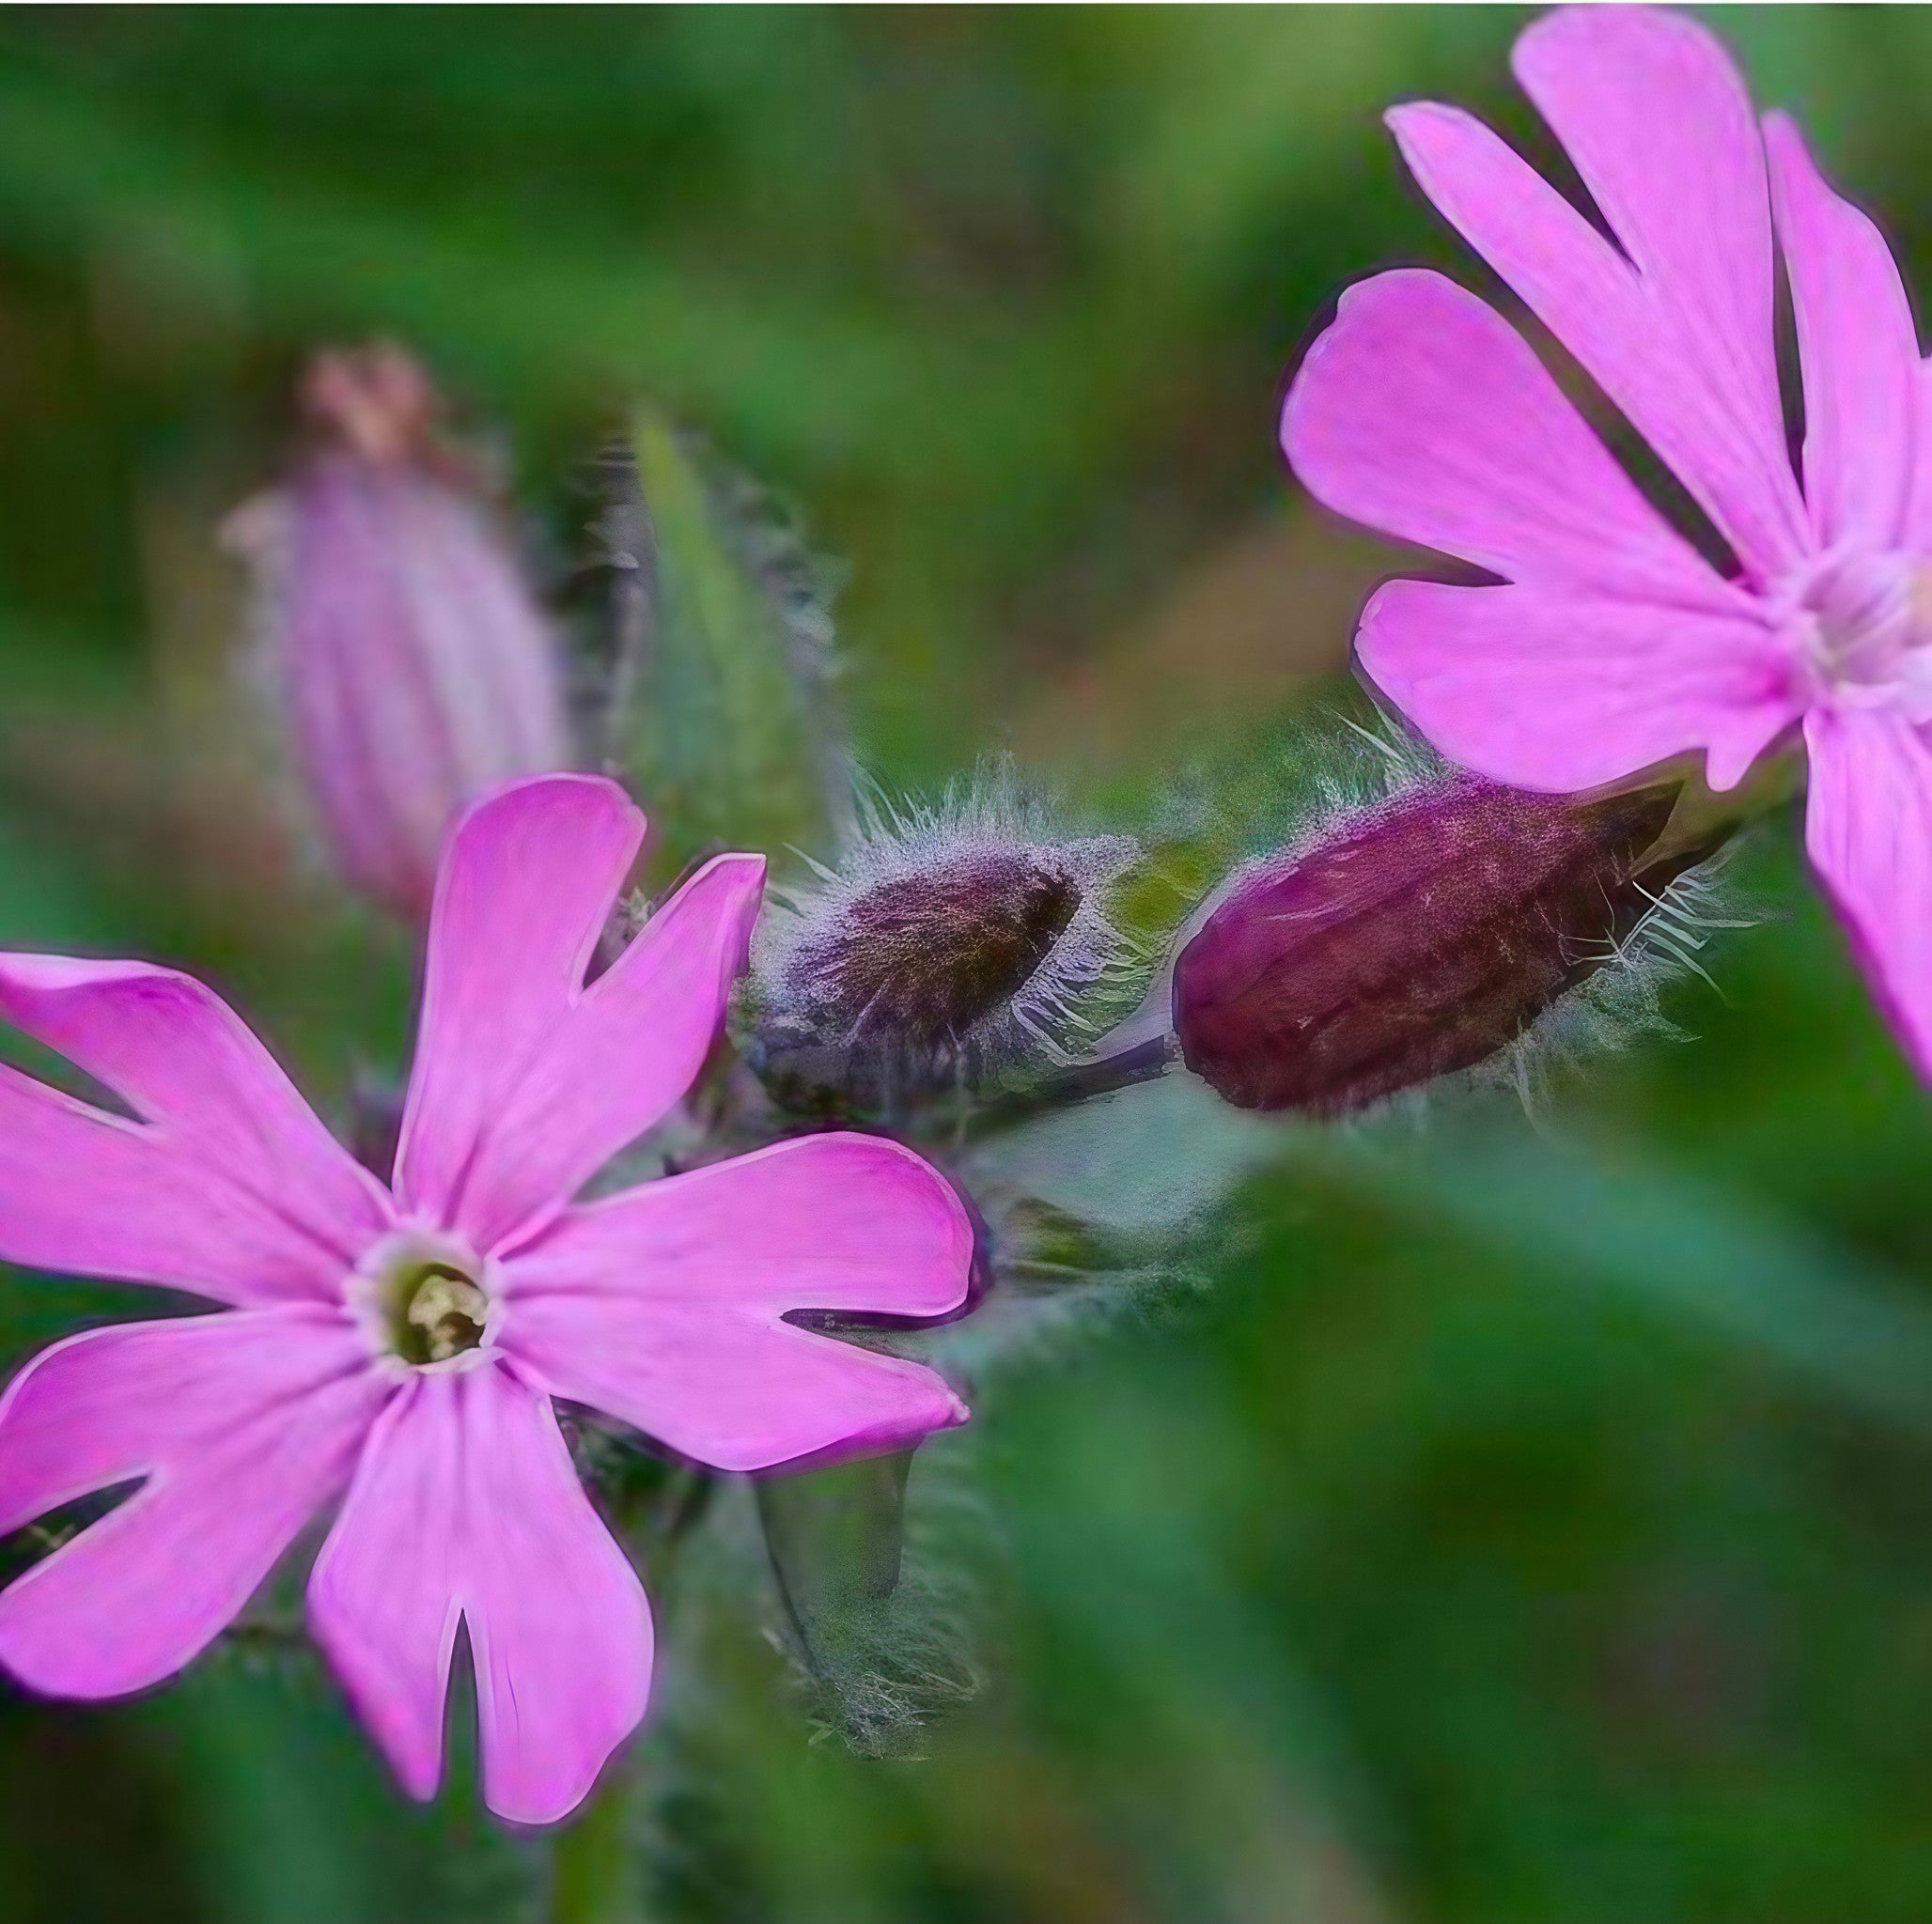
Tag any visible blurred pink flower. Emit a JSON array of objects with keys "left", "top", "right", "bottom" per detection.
[
  {"left": 1284, "top": 6, "right": 1932, "bottom": 1074},
  {"left": 0, "top": 774, "right": 972, "bottom": 1823},
  {"left": 229, "top": 344, "right": 572, "bottom": 922}
]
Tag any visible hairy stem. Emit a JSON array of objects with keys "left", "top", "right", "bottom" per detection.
[
  {"left": 550, "top": 1769, "right": 644, "bottom": 1924},
  {"left": 547, "top": 1466, "right": 714, "bottom": 1923},
  {"left": 971, "top": 1033, "right": 1178, "bottom": 1135}
]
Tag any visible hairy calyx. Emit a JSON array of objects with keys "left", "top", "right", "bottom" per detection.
[{"left": 1171, "top": 776, "right": 1691, "bottom": 1114}]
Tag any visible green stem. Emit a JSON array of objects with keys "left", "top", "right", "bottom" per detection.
[
  {"left": 964, "top": 1032, "right": 1178, "bottom": 1140},
  {"left": 547, "top": 1463, "right": 715, "bottom": 1924},
  {"left": 550, "top": 1768, "right": 643, "bottom": 1924}
]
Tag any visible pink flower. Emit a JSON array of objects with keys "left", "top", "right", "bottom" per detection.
[
  {"left": 0, "top": 774, "right": 973, "bottom": 1823},
  {"left": 1283, "top": 6, "right": 1932, "bottom": 1074},
  {"left": 229, "top": 345, "right": 573, "bottom": 922}
]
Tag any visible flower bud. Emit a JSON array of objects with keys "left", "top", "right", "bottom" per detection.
[
  {"left": 755, "top": 787, "right": 1136, "bottom": 1101},
  {"left": 1172, "top": 776, "right": 1687, "bottom": 1114},
  {"left": 795, "top": 849, "right": 1079, "bottom": 1047},
  {"left": 227, "top": 343, "right": 571, "bottom": 920}
]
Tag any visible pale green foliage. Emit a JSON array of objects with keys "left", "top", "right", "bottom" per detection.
[{"left": 616, "top": 409, "right": 849, "bottom": 877}]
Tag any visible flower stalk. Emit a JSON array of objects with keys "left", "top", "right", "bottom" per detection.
[{"left": 550, "top": 1771, "right": 647, "bottom": 1924}]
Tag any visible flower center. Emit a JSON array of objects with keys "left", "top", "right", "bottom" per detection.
[
  {"left": 351, "top": 1231, "right": 499, "bottom": 1372},
  {"left": 397, "top": 1262, "right": 490, "bottom": 1365},
  {"left": 1784, "top": 545, "right": 1932, "bottom": 711}
]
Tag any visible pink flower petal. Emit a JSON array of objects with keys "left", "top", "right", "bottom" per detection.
[
  {"left": 1906, "top": 365, "right": 1932, "bottom": 553},
  {"left": 1283, "top": 270, "right": 1738, "bottom": 608},
  {"left": 1357, "top": 578, "right": 1800, "bottom": 793},
  {"left": 308, "top": 1366, "right": 652, "bottom": 1825},
  {"left": 1765, "top": 114, "right": 1921, "bottom": 551},
  {"left": 394, "top": 775, "right": 643, "bottom": 1225},
  {"left": 0, "top": 957, "right": 390, "bottom": 1303},
  {"left": 506, "top": 1133, "right": 974, "bottom": 1312},
  {"left": 1386, "top": 100, "right": 1808, "bottom": 580},
  {"left": 508, "top": 1294, "right": 967, "bottom": 1476},
  {"left": 502, "top": 1134, "right": 972, "bottom": 1473},
  {"left": 1511, "top": 7, "right": 1801, "bottom": 576},
  {"left": 1802, "top": 706, "right": 1932, "bottom": 1078},
  {"left": 0, "top": 1308, "right": 382, "bottom": 1697},
  {"left": 394, "top": 776, "right": 765, "bottom": 1251}
]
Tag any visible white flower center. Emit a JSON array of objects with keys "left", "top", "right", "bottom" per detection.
[
  {"left": 349, "top": 1229, "right": 502, "bottom": 1373},
  {"left": 1782, "top": 545, "right": 1932, "bottom": 714}
]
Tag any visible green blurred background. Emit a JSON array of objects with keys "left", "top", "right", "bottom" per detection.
[{"left": 1, "top": 7, "right": 1932, "bottom": 1920}]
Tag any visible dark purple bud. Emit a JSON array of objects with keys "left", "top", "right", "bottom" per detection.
[
  {"left": 226, "top": 343, "right": 571, "bottom": 921},
  {"left": 1172, "top": 776, "right": 1687, "bottom": 1114},
  {"left": 792, "top": 849, "right": 1080, "bottom": 1050},
  {"left": 756, "top": 819, "right": 1136, "bottom": 1100}
]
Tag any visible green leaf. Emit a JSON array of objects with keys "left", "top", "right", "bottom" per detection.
[
  {"left": 757, "top": 1451, "right": 911, "bottom": 1637},
  {"left": 964, "top": 1068, "right": 1278, "bottom": 1238},
  {"left": 613, "top": 408, "right": 849, "bottom": 877},
  {"left": 756, "top": 1451, "right": 979, "bottom": 1757}
]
